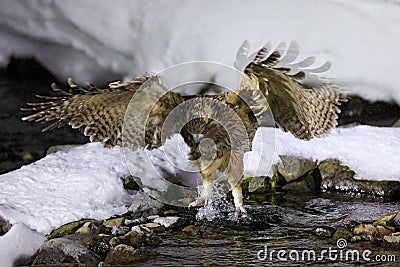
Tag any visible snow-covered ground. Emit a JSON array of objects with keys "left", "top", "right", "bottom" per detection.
[
  {"left": 0, "top": 125, "right": 399, "bottom": 233},
  {"left": 1, "top": 0, "right": 400, "bottom": 104},
  {"left": 0, "top": 125, "right": 399, "bottom": 264}
]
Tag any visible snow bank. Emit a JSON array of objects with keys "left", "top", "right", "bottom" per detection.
[
  {"left": 0, "top": 224, "right": 46, "bottom": 267},
  {"left": 0, "top": 143, "right": 130, "bottom": 234},
  {"left": 0, "top": 125, "right": 398, "bottom": 234},
  {"left": 1, "top": 0, "right": 400, "bottom": 104},
  {"left": 259, "top": 125, "right": 400, "bottom": 182},
  {"left": 0, "top": 124, "right": 399, "bottom": 265}
]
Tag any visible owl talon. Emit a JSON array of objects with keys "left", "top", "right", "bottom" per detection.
[{"left": 234, "top": 205, "right": 248, "bottom": 217}]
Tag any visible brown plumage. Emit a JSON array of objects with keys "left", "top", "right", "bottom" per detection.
[{"left": 22, "top": 42, "right": 347, "bottom": 215}]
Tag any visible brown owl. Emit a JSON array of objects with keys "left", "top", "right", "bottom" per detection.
[{"left": 22, "top": 42, "right": 347, "bottom": 215}]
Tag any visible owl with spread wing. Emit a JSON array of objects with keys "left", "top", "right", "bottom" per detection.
[{"left": 22, "top": 41, "right": 346, "bottom": 215}]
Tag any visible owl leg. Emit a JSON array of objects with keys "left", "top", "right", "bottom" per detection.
[
  {"left": 230, "top": 179, "right": 247, "bottom": 216},
  {"left": 188, "top": 169, "right": 213, "bottom": 208}
]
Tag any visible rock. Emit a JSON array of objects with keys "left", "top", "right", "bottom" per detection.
[
  {"left": 333, "top": 227, "right": 353, "bottom": 241},
  {"left": 32, "top": 238, "right": 101, "bottom": 266},
  {"left": 164, "top": 210, "right": 178, "bottom": 216},
  {"left": 383, "top": 232, "right": 400, "bottom": 248},
  {"left": 111, "top": 225, "right": 131, "bottom": 236},
  {"left": 153, "top": 216, "right": 184, "bottom": 229},
  {"left": 374, "top": 211, "right": 399, "bottom": 229},
  {"left": 314, "top": 227, "right": 334, "bottom": 238},
  {"left": 64, "top": 233, "right": 95, "bottom": 248},
  {"left": 0, "top": 216, "right": 12, "bottom": 236},
  {"left": 121, "top": 175, "right": 140, "bottom": 191},
  {"left": 109, "top": 230, "right": 142, "bottom": 248},
  {"left": 147, "top": 215, "right": 160, "bottom": 220},
  {"left": 75, "top": 222, "right": 98, "bottom": 235},
  {"left": 131, "top": 225, "right": 152, "bottom": 235},
  {"left": 104, "top": 244, "right": 149, "bottom": 265},
  {"left": 47, "top": 219, "right": 98, "bottom": 239},
  {"left": 144, "top": 233, "right": 163, "bottom": 246},
  {"left": 89, "top": 235, "right": 112, "bottom": 258},
  {"left": 392, "top": 119, "right": 400, "bottom": 127},
  {"left": 141, "top": 222, "right": 165, "bottom": 233},
  {"left": 282, "top": 170, "right": 321, "bottom": 192},
  {"left": 182, "top": 225, "right": 198, "bottom": 236},
  {"left": 103, "top": 217, "right": 124, "bottom": 228},
  {"left": 319, "top": 159, "right": 400, "bottom": 200},
  {"left": 350, "top": 235, "right": 363, "bottom": 242},
  {"left": 128, "top": 192, "right": 164, "bottom": 213},
  {"left": 277, "top": 156, "right": 317, "bottom": 183},
  {"left": 353, "top": 224, "right": 394, "bottom": 240}
]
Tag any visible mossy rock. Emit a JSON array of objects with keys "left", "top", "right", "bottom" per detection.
[{"left": 47, "top": 219, "right": 99, "bottom": 239}]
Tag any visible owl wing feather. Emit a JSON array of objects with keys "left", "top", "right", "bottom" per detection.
[
  {"left": 22, "top": 75, "right": 184, "bottom": 148},
  {"left": 243, "top": 42, "right": 347, "bottom": 140}
]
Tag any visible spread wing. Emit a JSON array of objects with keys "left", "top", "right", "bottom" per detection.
[
  {"left": 239, "top": 41, "right": 347, "bottom": 140},
  {"left": 22, "top": 75, "right": 184, "bottom": 148}
]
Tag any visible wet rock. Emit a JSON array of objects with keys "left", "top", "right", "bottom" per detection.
[
  {"left": 277, "top": 156, "right": 317, "bottom": 183},
  {"left": 182, "top": 225, "right": 198, "bottom": 236},
  {"left": 333, "top": 227, "right": 353, "bottom": 241},
  {"left": 282, "top": 170, "right": 321, "bottom": 192},
  {"left": 109, "top": 230, "right": 141, "bottom": 248},
  {"left": 104, "top": 244, "right": 149, "bottom": 265},
  {"left": 383, "top": 232, "right": 400, "bottom": 248},
  {"left": 353, "top": 224, "right": 393, "bottom": 240},
  {"left": 32, "top": 238, "right": 101, "bottom": 266},
  {"left": 374, "top": 211, "right": 399, "bottom": 230},
  {"left": 64, "top": 232, "right": 96, "bottom": 249},
  {"left": 131, "top": 225, "right": 152, "bottom": 235},
  {"left": 164, "top": 209, "right": 178, "bottom": 216},
  {"left": 147, "top": 215, "right": 160, "bottom": 220},
  {"left": 141, "top": 222, "right": 165, "bottom": 233},
  {"left": 0, "top": 216, "right": 12, "bottom": 236},
  {"left": 103, "top": 217, "right": 124, "bottom": 228},
  {"left": 89, "top": 235, "right": 112, "bottom": 258},
  {"left": 144, "top": 233, "right": 163, "bottom": 246},
  {"left": 111, "top": 225, "right": 131, "bottom": 236},
  {"left": 128, "top": 192, "right": 164, "bottom": 213},
  {"left": 75, "top": 222, "right": 97, "bottom": 235},
  {"left": 124, "top": 216, "right": 147, "bottom": 227},
  {"left": 153, "top": 216, "right": 184, "bottom": 229},
  {"left": 319, "top": 159, "right": 400, "bottom": 200},
  {"left": 47, "top": 219, "right": 98, "bottom": 239}
]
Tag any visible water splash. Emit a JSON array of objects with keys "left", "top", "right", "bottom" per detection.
[{"left": 195, "top": 182, "right": 232, "bottom": 221}]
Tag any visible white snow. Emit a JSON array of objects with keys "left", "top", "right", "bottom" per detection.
[
  {"left": 1, "top": 0, "right": 400, "bottom": 104},
  {"left": 0, "top": 125, "right": 399, "bottom": 265},
  {"left": 0, "top": 224, "right": 46, "bottom": 267},
  {"left": 251, "top": 125, "right": 400, "bottom": 182}
]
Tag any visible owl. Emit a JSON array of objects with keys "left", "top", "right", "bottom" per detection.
[{"left": 22, "top": 41, "right": 346, "bottom": 215}]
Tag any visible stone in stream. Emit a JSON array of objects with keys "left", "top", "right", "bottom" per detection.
[
  {"left": 319, "top": 159, "right": 400, "bottom": 200},
  {"left": 46, "top": 219, "right": 99, "bottom": 239},
  {"left": 383, "top": 232, "right": 400, "bottom": 249},
  {"left": 104, "top": 244, "right": 150, "bottom": 265},
  {"left": 109, "top": 230, "right": 142, "bottom": 248},
  {"left": 31, "top": 238, "right": 101, "bottom": 266},
  {"left": 276, "top": 156, "right": 317, "bottom": 183},
  {"left": 353, "top": 224, "right": 393, "bottom": 240},
  {"left": 153, "top": 216, "right": 184, "bottom": 229}
]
